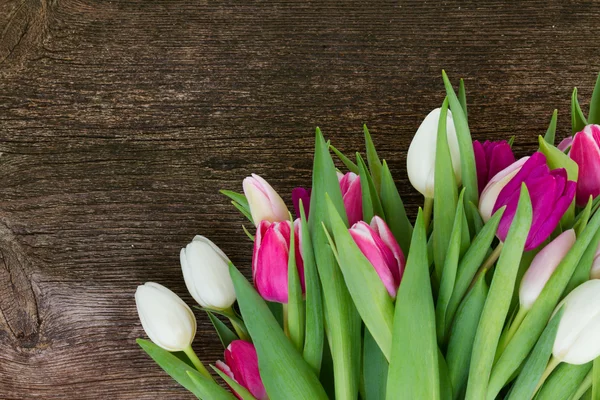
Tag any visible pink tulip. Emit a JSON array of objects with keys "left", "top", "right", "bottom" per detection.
[
  {"left": 291, "top": 187, "right": 311, "bottom": 219},
  {"left": 252, "top": 219, "right": 305, "bottom": 303},
  {"left": 243, "top": 174, "right": 289, "bottom": 226},
  {"left": 338, "top": 172, "right": 363, "bottom": 226},
  {"left": 492, "top": 152, "right": 576, "bottom": 251},
  {"left": 519, "top": 229, "right": 576, "bottom": 310},
  {"left": 349, "top": 216, "right": 405, "bottom": 298},
  {"left": 473, "top": 140, "right": 516, "bottom": 194},
  {"left": 216, "top": 340, "right": 268, "bottom": 400},
  {"left": 569, "top": 124, "right": 600, "bottom": 206}
]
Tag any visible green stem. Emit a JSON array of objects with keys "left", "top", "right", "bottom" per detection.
[
  {"left": 495, "top": 306, "right": 528, "bottom": 362},
  {"left": 570, "top": 369, "right": 592, "bottom": 400},
  {"left": 283, "top": 303, "right": 289, "bottom": 337},
  {"left": 534, "top": 356, "right": 561, "bottom": 397},
  {"left": 230, "top": 318, "right": 251, "bottom": 342},
  {"left": 183, "top": 345, "right": 212, "bottom": 379},
  {"left": 423, "top": 196, "right": 434, "bottom": 229},
  {"left": 470, "top": 242, "right": 504, "bottom": 290}
]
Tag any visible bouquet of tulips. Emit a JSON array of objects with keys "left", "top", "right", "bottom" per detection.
[{"left": 135, "top": 71, "right": 600, "bottom": 400}]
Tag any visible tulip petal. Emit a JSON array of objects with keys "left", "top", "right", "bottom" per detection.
[
  {"left": 571, "top": 129, "right": 600, "bottom": 206},
  {"left": 223, "top": 341, "right": 268, "bottom": 400},
  {"left": 254, "top": 222, "right": 291, "bottom": 303},
  {"left": 292, "top": 187, "right": 311, "bottom": 219},
  {"left": 487, "top": 142, "right": 516, "bottom": 185},
  {"left": 341, "top": 173, "right": 363, "bottom": 226}
]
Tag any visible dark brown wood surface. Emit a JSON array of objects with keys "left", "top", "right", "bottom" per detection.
[{"left": 1, "top": 0, "right": 599, "bottom": 398}]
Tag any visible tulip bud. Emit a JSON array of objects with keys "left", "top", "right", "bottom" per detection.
[
  {"left": 135, "top": 282, "right": 197, "bottom": 352},
  {"left": 553, "top": 279, "right": 600, "bottom": 365},
  {"left": 473, "top": 140, "right": 516, "bottom": 194},
  {"left": 338, "top": 172, "right": 363, "bottom": 226},
  {"left": 589, "top": 241, "right": 600, "bottom": 280},
  {"left": 291, "top": 187, "right": 311, "bottom": 219},
  {"left": 491, "top": 152, "right": 576, "bottom": 251},
  {"left": 407, "top": 108, "right": 461, "bottom": 198},
  {"left": 252, "top": 219, "right": 305, "bottom": 303},
  {"left": 216, "top": 340, "right": 268, "bottom": 400},
  {"left": 180, "top": 235, "right": 236, "bottom": 310},
  {"left": 557, "top": 136, "right": 573, "bottom": 152},
  {"left": 349, "top": 216, "right": 405, "bottom": 298},
  {"left": 569, "top": 124, "right": 600, "bottom": 206},
  {"left": 519, "top": 229, "right": 576, "bottom": 310},
  {"left": 479, "top": 157, "right": 529, "bottom": 222},
  {"left": 243, "top": 174, "right": 289, "bottom": 226}
]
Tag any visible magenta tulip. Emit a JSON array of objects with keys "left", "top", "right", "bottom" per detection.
[
  {"left": 473, "top": 140, "right": 516, "bottom": 194},
  {"left": 339, "top": 172, "right": 363, "bottom": 226},
  {"left": 492, "top": 152, "right": 576, "bottom": 250},
  {"left": 291, "top": 187, "right": 311, "bottom": 219},
  {"left": 216, "top": 340, "right": 268, "bottom": 400},
  {"left": 570, "top": 124, "right": 600, "bottom": 206},
  {"left": 349, "top": 216, "right": 405, "bottom": 298},
  {"left": 252, "top": 219, "right": 305, "bottom": 303}
]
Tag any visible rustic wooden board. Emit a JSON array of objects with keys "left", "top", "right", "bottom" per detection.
[{"left": 0, "top": 0, "right": 599, "bottom": 398}]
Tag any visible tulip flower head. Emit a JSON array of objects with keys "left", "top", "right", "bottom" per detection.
[
  {"left": 553, "top": 279, "right": 600, "bottom": 365},
  {"left": 180, "top": 235, "right": 236, "bottom": 310},
  {"left": 479, "top": 157, "right": 529, "bottom": 222},
  {"left": 491, "top": 152, "right": 576, "bottom": 251},
  {"left": 519, "top": 229, "right": 576, "bottom": 310},
  {"left": 557, "top": 136, "right": 573, "bottom": 153},
  {"left": 252, "top": 219, "right": 305, "bottom": 303},
  {"left": 291, "top": 187, "right": 311, "bottom": 219},
  {"left": 569, "top": 124, "right": 600, "bottom": 206},
  {"left": 338, "top": 172, "right": 363, "bottom": 226},
  {"left": 349, "top": 216, "right": 405, "bottom": 298},
  {"left": 243, "top": 174, "right": 289, "bottom": 226},
  {"left": 135, "top": 282, "right": 197, "bottom": 352},
  {"left": 407, "top": 108, "right": 461, "bottom": 198},
  {"left": 473, "top": 140, "right": 516, "bottom": 194},
  {"left": 216, "top": 340, "right": 268, "bottom": 400}
]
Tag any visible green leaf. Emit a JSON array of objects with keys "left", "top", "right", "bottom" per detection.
[
  {"left": 507, "top": 308, "right": 564, "bottom": 400},
  {"left": 287, "top": 213, "right": 305, "bottom": 352},
  {"left": 210, "top": 366, "right": 257, "bottom": 400},
  {"left": 386, "top": 209, "right": 439, "bottom": 400},
  {"left": 458, "top": 78, "right": 468, "bottom": 119},
  {"left": 330, "top": 144, "right": 360, "bottom": 174},
  {"left": 324, "top": 195, "right": 394, "bottom": 361},
  {"left": 589, "top": 72, "right": 600, "bottom": 124},
  {"left": 363, "top": 330, "right": 388, "bottom": 400},
  {"left": 593, "top": 356, "right": 600, "bottom": 400},
  {"left": 357, "top": 153, "right": 385, "bottom": 221},
  {"left": 195, "top": 307, "right": 249, "bottom": 339},
  {"left": 571, "top": 369, "right": 593, "bottom": 400},
  {"left": 466, "top": 201, "right": 484, "bottom": 237},
  {"left": 137, "top": 339, "right": 235, "bottom": 399},
  {"left": 445, "top": 207, "right": 505, "bottom": 329},
  {"left": 380, "top": 160, "right": 413, "bottom": 254},
  {"left": 232, "top": 201, "right": 254, "bottom": 225},
  {"left": 442, "top": 70, "right": 479, "bottom": 206},
  {"left": 488, "top": 203, "right": 600, "bottom": 399},
  {"left": 229, "top": 265, "right": 328, "bottom": 399},
  {"left": 206, "top": 312, "right": 238, "bottom": 349},
  {"left": 465, "top": 184, "right": 532, "bottom": 400},
  {"left": 544, "top": 109, "right": 559, "bottom": 145},
  {"left": 536, "top": 363, "right": 592, "bottom": 400},
  {"left": 220, "top": 190, "right": 249, "bottom": 209},
  {"left": 299, "top": 200, "right": 324, "bottom": 375},
  {"left": 267, "top": 302, "right": 284, "bottom": 329},
  {"left": 446, "top": 276, "right": 488, "bottom": 400},
  {"left": 364, "top": 124, "right": 384, "bottom": 191},
  {"left": 308, "top": 128, "right": 361, "bottom": 400},
  {"left": 508, "top": 135, "right": 516, "bottom": 148},
  {"left": 574, "top": 196, "right": 594, "bottom": 237},
  {"left": 572, "top": 87, "right": 588, "bottom": 133},
  {"left": 436, "top": 189, "right": 465, "bottom": 344},
  {"left": 538, "top": 136, "right": 579, "bottom": 181},
  {"left": 566, "top": 225, "right": 600, "bottom": 299},
  {"left": 433, "top": 97, "right": 459, "bottom": 283},
  {"left": 439, "top": 349, "right": 453, "bottom": 400}
]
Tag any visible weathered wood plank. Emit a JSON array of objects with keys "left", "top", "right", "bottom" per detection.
[{"left": 0, "top": 0, "right": 599, "bottom": 398}]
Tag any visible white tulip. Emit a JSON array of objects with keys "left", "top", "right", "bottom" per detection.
[
  {"left": 243, "top": 173, "right": 289, "bottom": 226},
  {"left": 553, "top": 279, "right": 600, "bottom": 365},
  {"left": 479, "top": 157, "right": 528, "bottom": 222},
  {"left": 406, "top": 108, "right": 461, "bottom": 198},
  {"left": 135, "top": 282, "right": 197, "bottom": 352},
  {"left": 180, "top": 235, "right": 236, "bottom": 310}
]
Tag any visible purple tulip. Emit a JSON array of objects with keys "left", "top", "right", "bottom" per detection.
[
  {"left": 338, "top": 172, "right": 363, "bottom": 226},
  {"left": 252, "top": 219, "right": 305, "bottom": 303},
  {"left": 216, "top": 340, "right": 268, "bottom": 400},
  {"left": 570, "top": 124, "right": 600, "bottom": 206},
  {"left": 492, "top": 152, "right": 576, "bottom": 251},
  {"left": 473, "top": 140, "right": 516, "bottom": 194},
  {"left": 349, "top": 216, "right": 405, "bottom": 298},
  {"left": 291, "top": 187, "right": 311, "bottom": 219}
]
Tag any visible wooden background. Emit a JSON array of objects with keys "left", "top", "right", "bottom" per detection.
[{"left": 1, "top": 0, "right": 599, "bottom": 398}]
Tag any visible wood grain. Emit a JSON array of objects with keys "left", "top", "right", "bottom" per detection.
[{"left": 0, "top": 0, "right": 599, "bottom": 398}]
